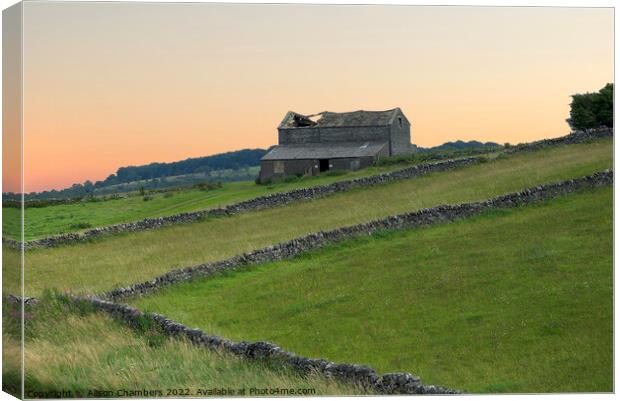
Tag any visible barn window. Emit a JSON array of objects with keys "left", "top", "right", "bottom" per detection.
[
  {"left": 274, "top": 161, "right": 284, "bottom": 174},
  {"left": 398, "top": 117, "right": 403, "bottom": 128}
]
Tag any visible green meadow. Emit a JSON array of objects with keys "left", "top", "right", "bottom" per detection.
[
  {"left": 6, "top": 139, "right": 611, "bottom": 296},
  {"left": 2, "top": 294, "right": 363, "bottom": 398},
  {"left": 134, "top": 187, "right": 613, "bottom": 393},
  {"left": 4, "top": 155, "right": 466, "bottom": 241}
]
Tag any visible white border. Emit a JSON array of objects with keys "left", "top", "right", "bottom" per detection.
[{"left": 0, "top": 2, "right": 615, "bottom": 401}]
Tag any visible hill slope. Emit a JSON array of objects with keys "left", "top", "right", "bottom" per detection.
[
  {"left": 5, "top": 138, "right": 612, "bottom": 296},
  {"left": 3, "top": 154, "right": 481, "bottom": 241},
  {"left": 134, "top": 187, "right": 612, "bottom": 393}
]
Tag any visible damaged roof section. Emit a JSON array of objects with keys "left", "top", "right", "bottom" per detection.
[{"left": 279, "top": 108, "right": 403, "bottom": 129}]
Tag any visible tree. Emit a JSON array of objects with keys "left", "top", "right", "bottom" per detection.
[
  {"left": 83, "top": 180, "right": 94, "bottom": 195},
  {"left": 594, "top": 83, "right": 614, "bottom": 128},
  {"left": 567, "top": 83, "right": 614, "bottom": 131}
]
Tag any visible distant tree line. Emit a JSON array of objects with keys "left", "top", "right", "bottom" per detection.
[
  {"left": 567, "top": 83, "right": 613, "bottom": 131},
  {"left": 418, "top": 140, "right": 500, "bottom": 153},
  {"left": 107, "top": 148, "right": 267, "bottom": 185},
  {"left": 4, "top": 148, "right": 268, "bottom": 201}
]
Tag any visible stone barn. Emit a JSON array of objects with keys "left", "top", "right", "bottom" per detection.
[{"left": 259, "top": 108, "right": 414, "bottom": 183}]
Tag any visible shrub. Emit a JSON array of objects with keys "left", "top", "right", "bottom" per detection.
[
  {"left": 193, "top": 181, "right": 222, "bottom": 191},
  {"left": 567, "top": 83, "right": 614, "bottom": 130},
  {"left": 69, "top": 222, "right": 92, "bottom": 230}
]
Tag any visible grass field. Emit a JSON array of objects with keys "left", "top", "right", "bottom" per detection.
[
  {"left": 6, "top": 139, "right": 611, "bottom": 296},
  {"left": 2, "top": 293, "right": 364, "bottom": 398},
  {"left": 4, "top": 159, "right": 457, "bottom": 241},
  {"left": 133, "top": 186, "right": 613, "bottom": 393},
  {"left": 5, "top": 147, "right": 504, "bottom": 241}
]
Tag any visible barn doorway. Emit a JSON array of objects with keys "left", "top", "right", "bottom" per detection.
[{"left": 319, "top": 159, "right": 330, "bottom": 172}]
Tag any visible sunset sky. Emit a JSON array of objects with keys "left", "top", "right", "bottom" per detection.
[{"left": 9, "top": 3, "right": 615, "bottom": 192}]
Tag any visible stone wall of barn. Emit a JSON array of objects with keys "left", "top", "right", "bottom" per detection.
[
  {"left": 278, "top": 126, "right": 392, "bottom": 146},
  {"left": 329, "top": 156, "right": 376, "bottom": 171},
  {"left": 259, "top": 159, "right": 316, "bottom": 182},
  {"left": 389, "top": 112, "right": 413, "bottom": 155},
  {"left": 260, "top": 155, "right": 379, "bottom": 183},
  {"left": 278, "top": 122, "right": 411, "bottom": 156}
]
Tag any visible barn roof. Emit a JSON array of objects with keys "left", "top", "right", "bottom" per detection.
[
  {"left": 261, "top": 141, "right": 388, "bottom": 161},
  {"left": 279, "top": 108, "right": 405, "bottom": 129}
]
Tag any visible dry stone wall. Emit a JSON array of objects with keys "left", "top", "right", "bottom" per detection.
[
  {"left": 3, "top": 127, "right": 612, "bottom": 251},
  {"left": 4, "top": 293, "right": 458, "bottom": 394},
  {"left": 74, "top": 295, "right": 461, "bottom": 395},
  {"left": 102, "top": 170, "right": 613, "bottom": 301},
  {"left": 505, "top": 127, "right": 612, "bottom": 153},
  {"left": 3, "top": 157, "right": 482, "bottom": 250}
]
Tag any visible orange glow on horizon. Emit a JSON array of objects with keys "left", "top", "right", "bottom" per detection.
[{"left": 12, "top": 3, "right": 613, "bottom": 193}]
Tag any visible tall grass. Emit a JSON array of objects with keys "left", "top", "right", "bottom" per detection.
[
  {"left": 2, "top": 293, "right": 366, "bottom": 398},
  {"left": 134, "top": 187, "right": 613, "bottom": 393},
  {"left": 4, "top": 153, "right": 475, "bottom": 241},
  {"left": 7, "top": 139, "right": 612, "bottom": 296}
]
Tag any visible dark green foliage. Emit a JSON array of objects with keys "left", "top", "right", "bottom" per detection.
[
  {"left": 595, "top": 83, "right": 614, "bottom": 128},
  {"left": 131, "top": 314, "right": 168, "bottom": 348},
  {"left": 69, "top": 222, "right": 92, "bottom": 230},
  {"left": 193, "top": 181, "right": 222, "bottom": 191},
  {"left": 419, "top": 140, "right": 500, "bottom": 153},
  {"left": 3, "top": 197, "right": 84, "bottom": 209},
  {"left": 113, "top": 148, "right": 267, "bottom": 184},
  {"left": 567, "top": 83, "right": 614, "bottom": 130}
]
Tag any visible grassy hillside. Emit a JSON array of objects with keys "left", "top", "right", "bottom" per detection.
[
  {"left": 2, "top": 294, "right": 364, "bottom": 398},
  {"left": 134, "top": 187, "right": 613, "bottom": 393},
  {"left": 4, "top": 159, "right": 457, "bottom": 241},
  {"left": 6, "top": 139, "right": 611, "bottom": 296}
]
